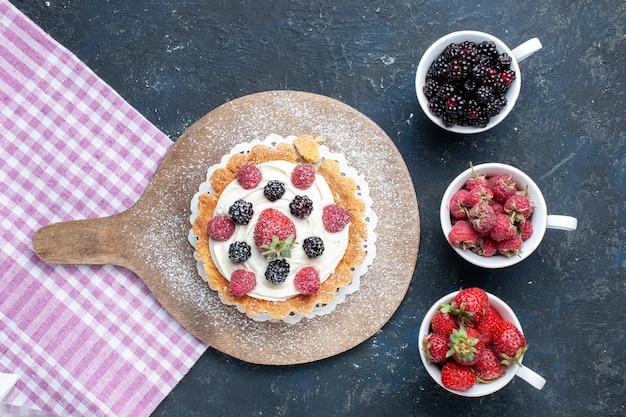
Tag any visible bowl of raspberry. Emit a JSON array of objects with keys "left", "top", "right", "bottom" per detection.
[
  {"left": 419, "top": 288, "right": 546, "bottom": 397},
  {"left": 415, "top": 30, "right": 542, "bottom": 133},
  {"left": 440, "top": 163, "right": 577, "bottom": 268}
]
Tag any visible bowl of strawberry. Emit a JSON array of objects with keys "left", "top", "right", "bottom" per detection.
[
  {"left": 415, "top": 30, "right": 542, "bottom": 133},
  {"left": 419, "top": 288, "right": 546, "bottom": 396},
  {"left": 440, "top": 162, "right": 577, "bottom": 268}
]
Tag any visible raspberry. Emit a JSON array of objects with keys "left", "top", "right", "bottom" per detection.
[
  {"left": 229, "top": 270, "right": 256, "bottom": 296},
  {"left": 472, "top": 236, "right": 498, "bottom": 257},
  {"left": 294, "top": 266, "right": 321, "bottom": 294},
  {"left": 302, "top": 236, "right": 324, "bottom": 258},
  {"left": 289, "top": 195, "right": 314, "bottom": 218},
  {"left": 291, "top": 163, "right": 316, "bottom": 189},
  {"left": 518, "top": 219, "right": 533, "bottom": 240},
  {"left": 207, "top": 215, "right": 235, "bottom": 241},
  {"left": 469, "top": 202, "right": 496, "bottom": 234},
  {"left": 228, "top": 241, "right": 251, "bottom": 263},
  {"left": 263, "top": 180, "right": 285, "bottom": 201},
  {"left": 322, "top": 204, "right": 351, "bottom": 232},
  {"left": 504, "top": 193, "right": 534, "bottom": 222},
  {"left": 489, "top": 173, "right": 518, "bottom": 203},
  {"left": 449, "top": 189, "right": 470, "bottom": 219},
  {"left": 447, "top": 220, "right": 478, "bottom": 250},
  {"left": 467, "top": 185, "right": 493, "bottom": 206},
  {"left": 236, "top": 164, "right": 261, "bottom": 189},
  {"left": 265, "top": 259, "right": 290, "bottom": 285},
  {"left": 228, "top": 199, "right": 254, "bottom": 225},
  {"left": 465, "top": 162, "right": 489, "bottom": 190},
  {"left": 490, "top": 214, "right": 518, "bottom": 242},
  {"left": 497, "top": 234, "right": 523, "bottom": 257}
]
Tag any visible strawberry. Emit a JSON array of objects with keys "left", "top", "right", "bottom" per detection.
[
  {"left": 472, "top": 236, "right": 498, "bottom": 257},
  {"left": 236, "top": 163, "right": 262, "bottom": 189},
  {"left": 504, "top": 192, "right": 534, "bottom": 223},
  {"left": 489, "top": 214, "right": 517, "bottom": 242},
  {"left": 497, "top": 234, "right": 523, "bottom": 257},
  {"left": 465, "top": 162, "right": 489, "bottom": 190},
  {"left": 467, "top": 185, "right": 494, "bottom": 207},
  {"left": 322, "top": 204, "right": 351, "bottom": 232},
  {"left": 472, "top": 348, "right": 506, "bottom": 382},
  {"left": 207, "top": 215, "right": 236, "bottom": 241},
  {"left": 253, "top": 208, "right": 297, "bottom": 255},
  {"left": 449, "top": 189, "right": 470, "bottom": 219},
  {"left": 447, "top": 326, "right": 484, "bottom": 366},
  {"left": 423, "top": 333, "right": 449, "bottom": 363},
  {"left": 451, "top": 287, "right": 490, "bottom": 325},
  {"left": 431, "top": 309, "right": 459, "bottom": 337},
  {"left": 229, "top": 270, "right": 256, "bottom": 296},
  {"left": 469, "top": 202, "right": 496, "bottom": 234},
  {"left": 447, "top": 220, "right": 478, "bottom": 250},
  {"left": 493, "top": 321, "right": 527, "bottom": 366},
  {"left": 441, "top": 361, "right": 476, "bottom": 391},
  {"left": 294, "top": 266, "right": 321, "bottom": 294},
  {"left": 490, "top": 173, "right": 517, "bottom": 203},
  {"left": 474, "top": 305, "right": 503, "bottom": 346},
  {"left": 291, "top": 163, "right": 316, "bottom": 189}
]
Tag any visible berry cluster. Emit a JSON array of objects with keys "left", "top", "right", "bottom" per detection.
[
  {"left": 424, "top": 40, "right": 516, "bottom": 128},
  {"left": 423, "top": 288, "right": 528, "bottom": 392},
  {"left": 206, "top": 162, "right": 352, "bottom": 297},
  {"left": 448, "top": 163, "right": 534, "bottom": 258}
]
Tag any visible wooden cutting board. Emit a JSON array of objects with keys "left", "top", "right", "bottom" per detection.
[{"left": 32, "top": 90, "right": 420, "bottom": 365}]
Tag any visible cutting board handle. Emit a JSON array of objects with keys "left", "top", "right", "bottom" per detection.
[{"left": 33, "top": 213, "right": 129, "bottom": 266}]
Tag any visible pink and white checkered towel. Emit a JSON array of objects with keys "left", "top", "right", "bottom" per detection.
[{"left": 0, "top": 2, "right": 207, "bottom": 416}]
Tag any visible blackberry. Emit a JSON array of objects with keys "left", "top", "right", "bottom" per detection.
[
  {"left": 423, "top": 38, "right": 516, "bottom": 129},
  {"left": 496, "top": 53, "right": 512, "bottom": 70},
  {"left": 228, "top": 241, "right": 251, "bottom": 263},
  {"left": 302, "top": 236, "right": 325, "bottom": 258},
  {"left": 228, "top": 199, "right": 253, "bottom": 225},
  {"left": 475, "top": 85, "right": 493, "bottom": 104},
  {"left": 477, "top": 40, "right": 498, "bottom": 62},
  {"left": 265, "top": 259, "right": 290, "bottom": 285},
  {"left": 289, "top": 195, "right": 313, "bottom": 218},
  {"left": 442, "top": 43, "right": 460, "bottom": 60},
  {"left": 500, "top": 69, "right": 516, "bottom": 87},
  {"left": 423, "top": 79, "right": 440, "bottom": 99},
  {"left": 464, "top": 99, "right": 483, "bottom": 120},
  {"left": 445, "top": 95, "right": 465, "bottom": 117},
  {"left": 264, "top": 180, "right": 285, "bottom": 201}
]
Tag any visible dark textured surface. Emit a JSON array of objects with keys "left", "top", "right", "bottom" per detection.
[{"left": 10, "top": 0, "right": 625, "bottom": 416}]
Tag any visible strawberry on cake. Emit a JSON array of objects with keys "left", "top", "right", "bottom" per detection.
[{"left": 189, "top": 134, "right": 376, "bottom": 323}]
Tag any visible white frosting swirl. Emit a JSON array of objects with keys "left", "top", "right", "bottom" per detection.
[{"left": 209, "top": 160, "right": 350, "bottom": 301}]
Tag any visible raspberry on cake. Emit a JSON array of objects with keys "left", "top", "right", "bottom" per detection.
[{"left": 190, "top": 134, "right": 373, "bottom": 322}]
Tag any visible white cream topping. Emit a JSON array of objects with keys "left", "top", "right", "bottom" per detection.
[{"left": 209, "top": 160, "right": 350, "bottom": 301}]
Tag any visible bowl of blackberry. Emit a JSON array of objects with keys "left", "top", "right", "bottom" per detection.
[{"left": 415, "top": 30, "right": 542, "bottom": 133}]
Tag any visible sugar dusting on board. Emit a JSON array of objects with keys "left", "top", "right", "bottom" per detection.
[{"left": 133, "top": 91, "right": 418, "bottom": 364}]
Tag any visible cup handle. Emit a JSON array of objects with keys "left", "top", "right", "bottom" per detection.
[
  {"left": 515, "top": 364, "right": 546, "bottom": 390},
  {"left": 547, "top": 215, "right": 578, "bottom": 231},
  {"left": 511, "top": 38, "right": 543, "bottom": 62}
]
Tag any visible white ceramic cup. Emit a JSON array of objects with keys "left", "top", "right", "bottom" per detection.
[
  {"left": 418, "top": 291, "right": 547, "bottom": 397},
  {"left": 440, "top": 163, "right": 578, "bottom": 268},
  {"left": 415, "top": 30, "right": 542, "bottom": 134}
]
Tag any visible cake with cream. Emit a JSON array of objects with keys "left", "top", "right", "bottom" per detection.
[{"left": 189, "top": 134, "right": 376, "bottom": 323}]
